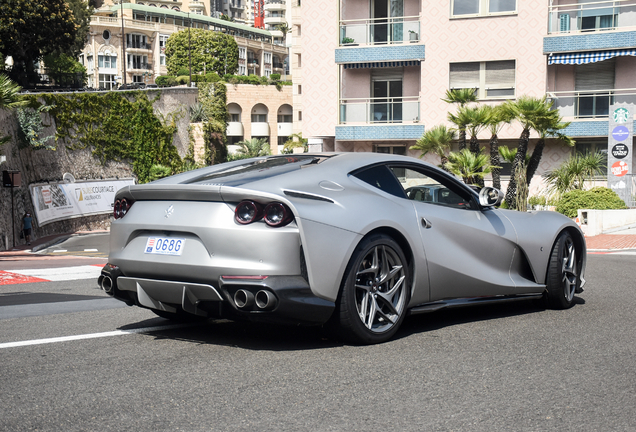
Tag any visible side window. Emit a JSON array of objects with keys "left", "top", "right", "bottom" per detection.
[
  {"left": 390, "top": 166, "right": 476, "bottom": 210},
  {"left": 352, "top": 165, "right": 407, "bottom": 198}
]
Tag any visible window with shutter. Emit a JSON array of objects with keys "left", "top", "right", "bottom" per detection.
[
  {"left": 575, "top": 59, "right": 615, "bottom": 117},
  {"left": 450, "top": 60, "right": 515, "bottom": 99}
]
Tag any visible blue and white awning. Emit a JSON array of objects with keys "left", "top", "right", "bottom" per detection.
[
  {"left": 344, "top": 60, "right": 421, "bottom": 69},
  {"left": 548, "top": 49, "right": 636, "bottom": 65}
]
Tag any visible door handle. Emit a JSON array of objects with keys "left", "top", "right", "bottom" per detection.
[{"left": 421, "top": 217, "right": 432, "bottom": 229}]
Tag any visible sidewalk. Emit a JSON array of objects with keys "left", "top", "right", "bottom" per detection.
[
  {"left": 0, "top": 230, "right": 109, "bottom": 258},
  {"left": 585, "top": 227, "right": 636, "bottom": 252}
]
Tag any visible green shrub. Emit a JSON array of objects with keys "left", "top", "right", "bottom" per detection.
[
  {"left": 556, "top": 187, "right": 626, "bottom": 218},
  {"left": 155, "top": 75, "right": 177, "bottom": 87},
  {"left": 205, "top": 72, "right": 221, "bottom": 82},
  {"left": 176, "top": 75, "right": 189, "bottom": 85},
  {"left": 177, "top": 67, "right": 190, "bottom": 77},
  {"left": 270, "top": 73, "right": 281, "bottom": 81},
  {"left": 528, "top": 195, "right": 558, "bottom": 209}
]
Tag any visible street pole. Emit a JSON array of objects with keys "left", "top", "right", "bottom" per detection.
[
  {"left": 188, "top": 12, "right": 192, "bottom": 87},
  {"left": 121, "top": 0, "right": 127, "bottom": 87}
]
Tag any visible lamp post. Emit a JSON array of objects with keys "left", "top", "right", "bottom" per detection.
[
  {"left": 121, "top": 0, "right": 127, "bottom": 87},
  {"left": 188, "top": 12, "right": 192, "bottom": 87}
]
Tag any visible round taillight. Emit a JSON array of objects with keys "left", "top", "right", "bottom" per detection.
[
  {"left": 113, "top": 200, "right": 121, "bottom": 219},
  {"left": 235, "top": 200, "right": 262, "bottom": 224},
  {"left": 264, "top": 202, "right": 293, "bottom": 227},
  {"left": 120, "top": 198, "right": 130, "bottom": 216}
]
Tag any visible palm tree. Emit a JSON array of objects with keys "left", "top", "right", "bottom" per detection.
[
  {"left": 501, "top": 96, "right": 555, "bottom": 209},
  {"left": 236, "top": 137, "right": 271, "bottom": 158},
  {"left": 460, "top": 105, "right": 492, "bottom": 187},
  {"left": 543, "top": 152, "right": 606, "bottom": 197},
  {"left": 445, "top": 148, "right": 497, "bottom": 186},
  {"left": 410, "top": 125, "right": 456, "bottom": 171},
  {"left": 0, "top": 74, "right": 27, "bottom": 110},
  {"left": 443, "top": 88, "right": 477, "bottom": 151},
  {"left": 484, "top": 104, "right": 514, "bottom": 190},
  {"left": 525, "top": 106, "right": 574, "bottom": 185}
]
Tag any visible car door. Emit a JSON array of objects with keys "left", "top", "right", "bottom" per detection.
[{"left": 389, "top": 165, "right": 519, "bottom": 301}]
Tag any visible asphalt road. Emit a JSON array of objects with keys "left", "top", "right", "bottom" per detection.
[{"left": 0, "top": 253, "right": 635, "bottom": 431}]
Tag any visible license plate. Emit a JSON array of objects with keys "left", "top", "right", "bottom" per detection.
[{"left": 144, "top": 237, "right": 185, "bottom": 256}]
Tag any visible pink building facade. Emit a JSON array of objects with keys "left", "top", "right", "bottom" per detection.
[{"left": 299, "top": 0, "right": 636, "bottom": 195}]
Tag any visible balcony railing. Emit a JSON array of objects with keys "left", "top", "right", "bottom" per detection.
[
  {"left": 548, "top": 0, "right": 636, "bottom": 35},
  {"left": 128, "top": 63, "right": 153, "bottom": 71},
  {"left": 548, "top": 88, "right": 636, "bottom": 118},
  {"left": 127, "top": 42, "right": 152, "bottom": 50},
  {"left": 339, "top": 96, "right": 420, "bottom": 124},
  {"left": 339, "top": 16, "right": 420, "bottom": 46}
]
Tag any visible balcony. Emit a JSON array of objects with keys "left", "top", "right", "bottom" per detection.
[
  {"left": 339, "top": 16, "right": 420, "bottom": 46},
  {"left": 339, "top": 96, "right": 420, "bottom": 124},
  {"left": 548, "top": 0, "right": 636, "bottom": 35},
  {"left": 230, "top": 1, "right": 243, "bottom": 10},
  {"left": 227, "top": 121, "right": 244, "bottom": 136},
  {"left": 127, "top": 62, "right": 153, "bottom": 71},
  {"left": 126, "top": 42, "right": 152, "bottom": 50},
  {"left": 550, "top": 88, "right": 636, "bottom": 119},
  {"left": 264, "top": 13, "right": 286, "bottom": 26},
  {"left": 265, "top": 0, "right": 286, "bottom": 11}
]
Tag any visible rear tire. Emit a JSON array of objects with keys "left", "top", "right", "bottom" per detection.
[
  {"left": 545, "top": 231, "right": 580, "bottom": 309},
  {"left": 334, "top": 234, "right": 410, "bottom": 344}
]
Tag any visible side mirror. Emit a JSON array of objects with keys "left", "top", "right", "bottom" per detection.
[{"left": 479, "top": 187, "right": 504, "bottom": 207}]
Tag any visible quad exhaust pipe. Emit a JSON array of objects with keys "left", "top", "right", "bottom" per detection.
[
  {"left": 100, "top": 275, "right": 114, "bottom": 294},
  {"left": 233, "top": 289, "right": 277, "bottom": 310}
]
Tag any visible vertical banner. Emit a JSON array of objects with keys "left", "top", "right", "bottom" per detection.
[{"left": 608, "top": 105, "right": 634, "bottom": 205}]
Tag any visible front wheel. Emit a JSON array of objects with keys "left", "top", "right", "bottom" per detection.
[
  {"left": 334, "top": 234, "right": 410, "bottom": 344},
  {"left": 545, "top": 231, "right": 580, "bottom": 309}
]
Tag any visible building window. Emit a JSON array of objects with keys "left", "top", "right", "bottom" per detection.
[
  {"left": 98, "top": 55, "right": 117, "bottom": 69},
  {"left": 375, "top": 145, "right": 406, "bottom": 156},
  {"left": 230, "top": 113, "right": 240, "bottom": 122},
  {"left": 103, "top": 30, "right": 111, "bottom": 41},
  {"left": 298, "top": 111, "right": 302, "bottom": 121},
  {"left": 449, "top": 60, "right": 515, "bottom": 99},
  {"left": 127, "top": 54, "right": 149, "bottom": 70},
  {"left": 574, "top": 59, "right": 615, "bottom": 118},
  {"left": 297, "top": 84, "right": 302, "bottom": 95},
  {"left": 278, "top": 114, "right": 293, "bottom": 123},
  {"left": 297, "top": 53, "right": 301, "bottom": 68},
  {"left": 575, "top": 140, "right": 608, "bottom": 176},
  {"left": 159, "top": 34, "right": 169, "bottom": 66},
  {"left": 251, "top": 113, "right": 267, "bottom": 122},
  {"left": 99, "top": 74, "right": 116, "bottom": 90},
  {"left": 126, "top": 34, "right": 148, "bottom": 49},
  {"left": 451, "top": 0, "right": 516, "bottom": 17}
]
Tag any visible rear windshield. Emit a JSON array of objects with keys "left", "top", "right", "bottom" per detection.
[{"left": 186, "top": 155, "right": 333, "bottom": 187}]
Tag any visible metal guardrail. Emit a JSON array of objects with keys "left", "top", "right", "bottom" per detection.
[
  {"left": 339, "top": 96, "right": 420, "bottom": 124},
  {"left": 548, "top": 0, "right": 636, "bottom": 34},
  {"left": 548, "top": 88, "right": 636, "bottom": 119},
  {"left": 339, "top": 15, "right": 420, "bottom": 46}
]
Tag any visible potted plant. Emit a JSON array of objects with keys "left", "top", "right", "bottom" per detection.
[
  {"left": 409, "top": 30, "right": 418, "bottom": 42},
  {"left": 341, "top": 37, "right": 356, "bottom": 45}
]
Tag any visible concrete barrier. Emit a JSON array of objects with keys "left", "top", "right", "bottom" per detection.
[{"left": 577, "top": 208, "right": 636, "bottom": 236}]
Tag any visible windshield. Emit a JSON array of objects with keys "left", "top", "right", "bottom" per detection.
[{"left": 187, "top": 155, "right": 333, "bottom": 187}]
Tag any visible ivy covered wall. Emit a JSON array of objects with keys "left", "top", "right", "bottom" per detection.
[{"left": 0, "top": 88, "right": 198, "bottom": 250}]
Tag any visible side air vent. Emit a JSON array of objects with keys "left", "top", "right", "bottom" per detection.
[{"left": 283, "top": 190, "right": 334, "bottom": 203}]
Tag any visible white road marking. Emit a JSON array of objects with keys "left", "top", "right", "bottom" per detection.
[
  {"left": 53, "top": 250, "right": 68, "bottom": 253},
  {"left": 84, "top": 249, "right": 98, "bottom": 252},
  {"left": 0, "top": 324, "right": 191, "bottom": 349},
  {"left": 6, "top": 265, "right": 103, "bottom": 281}
]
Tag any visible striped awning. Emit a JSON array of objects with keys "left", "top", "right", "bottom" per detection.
[
  {"left": 344, "top": 60, "right": 421, "bottom": 69},
  {"left": 548, "top": 49, "right": 636, "bottom": 65}
]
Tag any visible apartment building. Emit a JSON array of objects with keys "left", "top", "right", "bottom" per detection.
[
  {"left": 82, "top": 2, "right": 288, "bottom": 89},
  {"left": 301, "top": 0, "right": 636, "bottom": 193}
]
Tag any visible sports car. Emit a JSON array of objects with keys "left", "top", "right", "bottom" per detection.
[{"left": 99, "top": 152, "right": 586, "bottom": 344}]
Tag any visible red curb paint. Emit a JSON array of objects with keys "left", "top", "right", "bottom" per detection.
[{"left": 0, "top": 271, "right": 49, "bottom": 285}]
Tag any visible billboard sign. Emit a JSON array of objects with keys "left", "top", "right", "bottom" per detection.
[{"left": 30, "top": 178, "right": 135, "bottom": 226}]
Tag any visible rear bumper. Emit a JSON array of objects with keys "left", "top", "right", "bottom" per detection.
[{"left": 99, "top": 264, "right": 334, "bottom": 326}]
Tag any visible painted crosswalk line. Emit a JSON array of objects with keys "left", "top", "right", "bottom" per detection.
[{"left": 0, "top": 265, "right": 103, "bottom": 285}]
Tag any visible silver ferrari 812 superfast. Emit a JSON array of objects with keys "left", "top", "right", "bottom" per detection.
[{"left": 99, "top": 152, "right": 586, "bottom": 344}]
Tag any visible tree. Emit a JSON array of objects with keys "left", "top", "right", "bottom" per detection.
[
  {"left": 43, "top": 53, "right": 87, "bottom": 87},
  {"left": 0, "top": 0, "right": 78, "bottom": 86},
  {"left": 0, "top": 74, "right": 27, "bottom": 147},
  {"left": 484, "top": 104, "right": 514, "bottom": 190},
  {"left": 219, "top": 14, "right": 233, "bottom": 22},
  {"left": 410, "top": 124, "right": 455, "bottom": 171},
  {"left": 282, "top": 132, "right": 308, "bottom": 153},
  {"left": 445, "top": 148, "right": 497, "bottom": 186},
  {"left": 65, "top": 0, "right": 94, "bottom": 56},
  {"left": 501, "top": 96, "right": 557, "bottom": 209},
  {"left": 543, "top": 152, "right": 606, "bottom": 197},
  {"left": 165, "top": 28, "right": 239, "bottom": 77},
  {"left": 443, "top": 88, "right": 478, "bottom": 151},
  {"left": 235, "top": 138, "right": 271, "bottom": 158},
  {"left": 525, "top": 107, "right": 574, "bottom": 185}
]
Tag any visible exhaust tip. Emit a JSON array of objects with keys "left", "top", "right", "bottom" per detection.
[
  {"left": 255, "top": 290, "right": 277, "bottom": 310},
  {"left": 234, "top": 289, "right": 254, "bottom": 309},
  {"left": 101, "top": 276, "right": 114, "bottom": 294}
]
